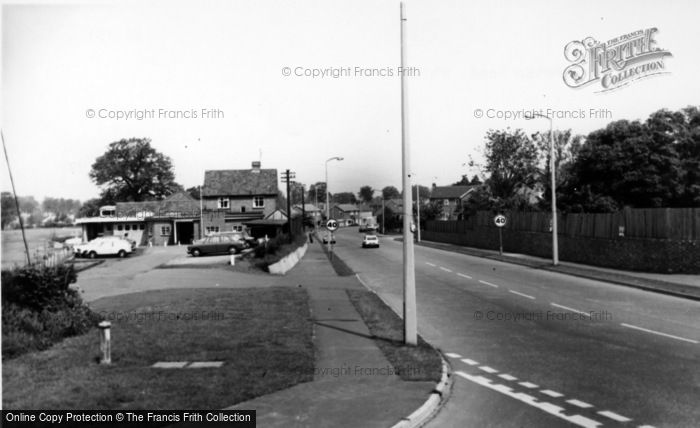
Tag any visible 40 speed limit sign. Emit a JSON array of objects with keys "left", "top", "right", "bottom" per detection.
[
  {"left": 326, "top": 219, "right": 339, "bottom": 231},
  {"left": 494, "top": 214, "right": 507, "bottom": 228}
]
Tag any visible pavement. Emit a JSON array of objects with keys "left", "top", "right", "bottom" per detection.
[
  {"left": 224, "top": 241, "right": 439, "bottom": 428},
  {"left": 400, "top": 237, "right": 700, "bottom": 300}
]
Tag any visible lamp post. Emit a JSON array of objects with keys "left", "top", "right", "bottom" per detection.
[
  {"left": 325, "top": 156, "right": 344, "bottom": 220},
  {"left": 526, "top": 112, "right": 559, "bottom": 266}
]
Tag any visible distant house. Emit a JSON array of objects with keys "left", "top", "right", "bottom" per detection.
[
  {"left": 293, "top": 203, "right": 323, "bottom": 225},
  {"left": 330, "top": 204, "right": 361, "bottom": 226},
  {"left": 429, "top": 185, "right": 478, "bottom": 220},
  {"left": 201, "top": 161, "right": 278, "bottom": 235}
]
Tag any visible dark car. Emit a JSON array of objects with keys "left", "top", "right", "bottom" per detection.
[{"left": 187, "top": 234, "right": 247, "bottom": 257}]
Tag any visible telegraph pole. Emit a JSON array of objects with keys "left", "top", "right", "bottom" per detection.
[
  {"left": 400, "top": 2, "right": 417, "bottom": 346},
  {"left": 281, "top": 169, "right": 296, "bottom": 241}
]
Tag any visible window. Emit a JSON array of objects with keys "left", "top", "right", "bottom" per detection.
[
  {"left": 160, "top": 226, "right": 171, "bottom": 236},
  {"left": 205, "top": 226, "right": 220, "bottom": 235},
  {"left": 232, "top": 225, "right": 243, "bottom": 232},
  {"left": 253, "top": 196, "right": 264, "bottom": 208},
  {"left": 139, "top": 224, "right": 145, "bottom": 230},
  {"left": 117, "top": 225, "right": 123, "bottom": 231},
  {"left": 443, "top": 199, "right": 450, "bottom": 206},
  {"left": 218, "top": 198, "right": 229, "bottom": 209},
  {"left": 125, "top": 224, "right": 131, "bottom": 231},
  {"left": 241, "top": 206, "right": 246, "bottom": 213}
]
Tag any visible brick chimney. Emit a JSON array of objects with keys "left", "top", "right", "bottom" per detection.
[{"left": 251, "top": 161, "right": 261, "bottom": 173}]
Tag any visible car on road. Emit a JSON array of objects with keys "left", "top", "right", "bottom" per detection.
[
  {"left": 74, "top": 237, "right": 133, "bottom": 258},
  {"left": 359, "top": 224, "right": 379, "bottom": 233},
  {"left": 187, "top": 234, "right": 248, "bottom": 257},
  {"left": 361, "top": 234, "right": 380, "bottom": 248}
]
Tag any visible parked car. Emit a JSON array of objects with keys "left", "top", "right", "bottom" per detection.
[
  {"left": 74, "top": 237, "right": 133, "bottom": 258},
  {"left": 187, "top": 234, "right": 248, "bottom": 257},
  {"left": 361, "top": 234, "right": 380, "bottom": 248},
  {"left": 322, "top": 233, "right": 336, "bottom": 244},
  {"left": 101, "top": 235, "right": 137, "bottom": 250},
  {"left": 359, "top": 224, "right": 379, "bottom": 233},
  {"left": 211, "top": 231, "right": 257, "bottom": 248}
]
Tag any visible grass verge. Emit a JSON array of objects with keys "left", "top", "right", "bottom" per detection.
[
  {"left": 346, "top": 288, "right": 442, "bottom": 382},
  {"left": 316, "top": 238, "right": 354, "bottom": 276},
  {"left": 2, "top": 287, "right": 314, "bottom": 409}
]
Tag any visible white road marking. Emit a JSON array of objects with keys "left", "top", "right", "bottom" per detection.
[
  {"left": 597, "top": 410, "right": 632, "bottom": 422},
  {"left": 509, "top": 289, "right": 535, "bottom": 300},
  {"left": 550, "top": 303, "right": 591, "bottom": 317},
  {"left": 440, "top": 266, "right": 453, "bottom": 272},
  {"left": 444, "top": 352, "right": 462, "bottom": 359},
  {"left": 620, "top": 323, "right": 698, "bottom": 344},
  {"left": 540, "top": 389, "right": 564, "bottom": 398},
  {"left": 519, "top": 381, "right": 539, "bottom": 389},
  {"left": 498, "top": 373, "right": 518, "bottom": 381},
  {"left": 460, "top": 358, "right": 479, "bottom": 366},
  {"left": 457, "top": 273, "right": 472, "bottom": 279},
  {"left": 426, "top": 262, "right": 436, "bottom": 267},
  {"left": 478, "top": 280, "right": 499, "bottom": 288},
  {"left": 567, "top": 399, "right": 593, "bottom": 409},
  {"left": 478, "top": 365, "right": 498, "bottom": 373},
  {"left": 454, "top": 372, "right": 602, "bottom": 428}
]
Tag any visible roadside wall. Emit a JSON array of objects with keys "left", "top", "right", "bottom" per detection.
[{"left": 423, "top": 225, "right": 700, "bottom": 274}]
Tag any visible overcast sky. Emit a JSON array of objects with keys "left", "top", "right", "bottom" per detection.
[{"left": 2, "top": 0, "right": 698, "bottom": 203}]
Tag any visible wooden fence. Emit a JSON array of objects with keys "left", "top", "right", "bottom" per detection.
[{"left": 427, "top": 208, "right": 700, "bottom": 240}]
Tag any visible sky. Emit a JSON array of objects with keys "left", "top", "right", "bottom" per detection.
[{"left": 1, "top": 0, "right": 699, "bottom": 203}]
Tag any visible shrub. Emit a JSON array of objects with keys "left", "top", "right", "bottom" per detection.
[
  {"left": 1, "top": 264, "right": 78, "bottom": 312},
  {"left": 1, "top": 264, "right": 101, "bottom": 359}
]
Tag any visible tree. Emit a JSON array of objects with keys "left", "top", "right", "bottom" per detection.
[
  {"left": 308, "top": 182, "right": 327, "bottom": 204},
  {"left": 358, "top": 185, "right": 375, "bottom": 204},
  {"left": 411, "top": 185, "right": 431, "bottom": 202},
  {"left": 332, "top": 192, "right": 357, "bottom": 204},
  {"left": 89, "top": 138, "right": 182, "bottom": 202},
  {"left": 531, "top": 129, "right": 584, "bottom": 211},
  {"left": 186, "top": 186, "right": 201, "bottom": 200},
  {"left": 470, "top": 175, "right": 482, "bottom": 185},
  {"left": 1, "top": 192, "right": 16, "bottom": 229},
  {"left": 78, "top": 198, "right": 103, "bottom": 218},
  {"left": 382, "top": 186, "right": 400, "bottom": 200},
  {"left": 484, "top": 128, "right": 539, "bottom": 200}
]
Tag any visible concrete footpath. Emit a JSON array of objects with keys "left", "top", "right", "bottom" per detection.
[
  {"left": 224, "top": 242, "right": 437, "bottom": 428},
  {"left": 409, "top": 238, "right": 700, "bottom": 300}
]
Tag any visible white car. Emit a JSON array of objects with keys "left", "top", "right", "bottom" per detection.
[
  {"left": 362, "top": 234, "right": 380, "bottom": 248},
  {"left": 74, "top": 237, "right": 133, "bottom": 259}
]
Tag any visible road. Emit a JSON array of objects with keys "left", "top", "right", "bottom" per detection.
[{"left": 330, "top": 227, "right": 700, "bottom": 428}]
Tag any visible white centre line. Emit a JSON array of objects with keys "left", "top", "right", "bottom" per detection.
[
  {"left": 478, "top": 365, "right": 498, "bottom": 373},
  {"left": 460, "top": 358, "right": 479, "bottom": 366},
  {"left": 597, "top": 410, "right": 632, "bottom": 422},
  {"left": 440, "top": 266, "right": 453, "bottom": 273},
  {"left": 454, "top": 372, "right": 602, "bottom": 428},
  {"left": 509, "top": 289, "right": 535, "bottom": 300},
  {"left": 551, "top": 303, "right": 591, "bottom": 317},
  {"left": 444, "top": 352, "right": 462, "bottom": 359},
  {"left": 426, "top": 262, "right": 436, "bottom": 267},
  {"left": 540, "top": 389, "right": 564, "bottom": 398},
  {"left": 567, "top": 399, "right": 594, "bottom": 409},
  {"left": 620, "top": 323, "right": 698, "bottom": 344},
  {"left": 457, "top": 273, "right": 472, "bottom": 279},
  {"left": 498, "top": 373, "right": 518, "bottom": 381},
  {"left": 478, "top": 280, "right": 499, "bottom": 288},
  {"left": 519, "top": 381, "right": 539, "bottom": 389}
]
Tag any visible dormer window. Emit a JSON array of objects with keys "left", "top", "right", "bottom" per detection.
[
  {"left": 253, "top": 196, "right": 264, "bottom": 208},
  {"left": 218, "top": 198, "right": 229, "bottom": 209}
]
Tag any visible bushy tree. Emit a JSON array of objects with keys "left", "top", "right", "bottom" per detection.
[
  {"left": 484, "top": 128, "right": 539, "bottom": 200},
  {"left": 382, "top": 186, "right": 400, "bottom": 200},
  {"left": 358, "top": 185, "right": 375, "bottom": 203},
  {"left": 89, "top": 138, "right": 182, "bottom": 202}
]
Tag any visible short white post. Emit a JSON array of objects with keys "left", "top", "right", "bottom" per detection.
[
  {"left": 98, "top": 321, "right": 111, "bottom": 364},
  {"left": 230, "top": 254, "right": 235, "bottom": 266}
]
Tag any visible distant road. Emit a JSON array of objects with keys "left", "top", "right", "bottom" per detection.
[{"left": 332, "top": 227, "right": 700, "bottom": 428}]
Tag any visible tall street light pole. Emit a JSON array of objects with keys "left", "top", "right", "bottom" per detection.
[
  {"left": 400, "top": 2, "right": 417, "bottom": 346},
  {"left": 526, "top": 112, "right": 559, "bottom": 266},
  {"left": 325, "top": 156, "right": 343, "bottom": 220}
]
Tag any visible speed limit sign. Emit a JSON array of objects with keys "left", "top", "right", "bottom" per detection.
[
  {"left": 326, "top": 219, "right": 339, "bottom": 231},
  {"left": 494, "top": 214, "right": 507, "bottom": 228}
]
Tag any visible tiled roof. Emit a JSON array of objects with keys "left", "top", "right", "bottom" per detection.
[
  {"left": 334, "top": 204, "right": 360, "bottom": 212},
  {"left": 430, "top": 185, "right": 478, "bottom": 199},
  {"left": 202, "top": 169, "right": 278, "bottom": 197}
]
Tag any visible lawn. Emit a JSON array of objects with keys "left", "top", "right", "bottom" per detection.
[{"left": 2, "top": 287, "right": 314, "bottom": 409}]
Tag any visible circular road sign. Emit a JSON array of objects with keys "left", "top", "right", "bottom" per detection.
[
  {"left": 326, "top": 219, "right": 339, "bottom": 231},
  {"left": 494, "top": 214, "right": 507, "bottom": 228}
]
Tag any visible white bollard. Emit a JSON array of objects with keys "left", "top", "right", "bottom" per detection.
[
  {"left": 230, "top": 254, "right": 235, "bottom": 266},
  {"left": 98, "top": 321, "right": 111, "bottom": 364}
]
